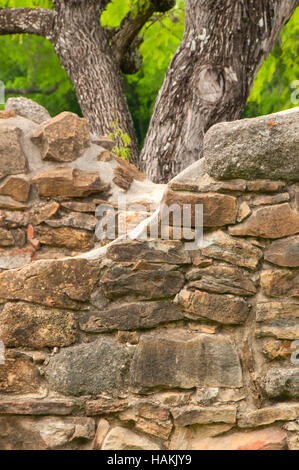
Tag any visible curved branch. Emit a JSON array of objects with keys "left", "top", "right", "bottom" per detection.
[
  {"left": 6, "top": 82, "right": 61, "bottom": 96},
  {"left": 111, "top": 0, "right": 175, "bottom": 74},
  {"left": 0, "top": 8, "right": 55, "bottom": 40}
]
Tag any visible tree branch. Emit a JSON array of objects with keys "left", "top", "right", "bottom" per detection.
[
  {"left": 0, "top": 8, "right": 55, "bottom": 40},
  {"left": 6, "top": 82, "right": 61, "bottom": 96},
  {"left": 111, "top": 0, "right": 175, "bottom": 74}
]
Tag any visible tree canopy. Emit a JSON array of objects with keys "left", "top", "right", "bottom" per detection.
[{"left": 0, "top": 0, "right": 298, "bottom": 146}]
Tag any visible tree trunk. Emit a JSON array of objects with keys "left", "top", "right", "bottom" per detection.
[
  {"left": 50, "top": 0, "right": 140, "bottom": 158},
  {"left": 140, "top": 0, "right": 299, "bottom": 182}
]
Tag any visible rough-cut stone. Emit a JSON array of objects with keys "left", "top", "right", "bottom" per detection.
[
  {"left": 175, "top": 289, "right": 250, "bottom": 324},
  {"left": 0, "top": 197, "right": 27, "bottom": 211},
  {"left": 246, "top": 180, "right": 285, "bottom": 192},
  {"left": 186, "top": 265, "right": 256, "bottom": 296},
  {"left": 131, "top": 332, "right": 242, "bottom": 389},
  {"left": 229, "top": 204, "right": 299, "bottom": 239},
  {"left": 0, "top": 248, "right": 33, "bottom": 270},
  {"left": 102, "top": 426, "right": 160, "bottom": 450},
  {"left": 251, "top": 192, "right": 289, "bottom": 206},
  {"left": 264, "top": 236, "right": 299, "bottom": 267},
  {"left": 264, "top": 368, "right": 299, "bottom": 399},
  {"left": 0, "top": 302, "right": 77, "bottom": 348},
  {"left": 0, "top": 350, "right": 41, "bottom": 393},
  {"left": 91, "top": 135, "right": 115, "bottom": 150},
  {"left": 256, "top": 318, "right": 299, "bottom": 341},
  {"left": 0, "top": 258, "right": 100, "bottom": 309},
  {"left": 0, "top": 210, "right": 28, "bottom": 228},
  {"left": 113, "top": 166, "right": 133, "bottom": 190},
  {"left": 0, "top": 228, "right": 14, "bottom": 247},
  {"left": 119, "top": 403, "right": 172, "bottom": 440},
  {"left": 92, "top": 419, "right": 110, "bottom": 450},
  {"left": 172, "top": 406, "right": 236, "bottom": 426},
  {"left": 162, "top": 190, "right": 237, "bottom": 227},
  {"left": 107, "top": 239, "right": 191, "bottom": 264},
  {"left": 29, "top": 201, "right": 60, "bottom": 225},
  {"left": 79, "top": 301, "right": 184, "bottom": 332},
  {"left": 0, "top": 399, "right": 78, "bottom": 415},
  {"left": 287, "top": 434, "right": 299, "bottom": 450},
  {"left": 85, "top": 398, "right": 128, "bottom": 416},
  {"left": 61, "top": 201, "right": 96, "bottom": 213},
  {"left": 0, "top": 110, "right": 17, "bottom": 119},
  {"left": 115, "top": 156, "right": 146, "bottom": 182},
  {"left": 260, "top": 270, "right": 299, "bottom": 298},
  {"left": 238, "top": 404, "right": 299, "bottom": 428},
  {"left": 0, "top": 126, "right": 27, "bottom": 179},
  {"left": 256, "top": 301, "right": 299, "bottom": 322},
  {"left": 46, "top": 212, "right": 97, "bottom": 231},
  {"left": 46, "top": 338, "right": 131, "bottom": 396},
  {"left": 0, "top": 176, "right": 30, "bottom": 202},
  {"left": 169, "top": 423, "right": 234, "bottom": 450},
  {"left": 5, "top": 97, "right": 51, "bottom": 124},
  {"left": 37, "top": 226, "right": 94, "bottom": 251},
  {"left": 31, "top": 111, "right": 90, "bottom": 162},
  {"left": 169, "top": 426, "right": 287, "bottom": 450},
  {"left": 199, "top": 230, "right": 262, "bottom": 269},
  {"left": 237, "top": 202, "right": 251, "bottom": 222},
  {"left": 33, "top": 166, "right": 109, "bottom": 198},
  {"left": 204, "top": 108, "right": 299, "bottom": 182},
  {"left": 262, "top": 339, "right": 293, "bottom": 361},
  {"left": 101, "top": 264, "right": 185, "bottom": 299}
]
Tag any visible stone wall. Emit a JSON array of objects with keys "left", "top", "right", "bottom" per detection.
[{"left": 0, "top": 104, "right": 298, "bottom": 450}]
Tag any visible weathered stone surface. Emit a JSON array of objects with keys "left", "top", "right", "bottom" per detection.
[
  {"left": 91, "top": 135, "right": 114, "bottom": 150},
  {"left": 29, "top": 201, "right": 60, "bottom": 225},
  {"left": 246, "top": 180, "right": 285, "bottom": 192},
  {"left": 0, "top": 228, "right": 14, "bottom": 247},
  {"left": 169, "top": 423, "right": 234, "bottom": 450},
  {"left": 199, "top": 230, "right": 262, "bottom": 269},
  {"left": 0, "top": 126, "right": 27, "bottom": 179},
  {"left": 0, "top": 196, "right": 27, "bottom": 211},
  {"left": 0, "top": 258, "right": 100, "bottom": 308},
  {"left": 204, "top": 108, "right": 299, "bottom": 182},
  {"left": 172, "top": 406, "right": 236, "bottom": 426},
  {"left": 229, "top": 204, "right": 299, "bottom": 239},
  {"left": 92, "top": 419, "right": 110, "bottom": 450},
  {"left": 0, "top": 110, "right": 17, "bottom": 119},
  {"left": 0, "top": 399, "right": 78, "bottom": 415},
  {"left": 131, "top": 332, "right": 242, "bottom": 389},
  {"left": 287, "top": 433, "right": 299, "bottom": 450},
  {"left": 237, "top": 202, "right": 251, "bottom": 222},
  {"left": 119, "top": 403, "right": 172, "bottom": 440},
  {"left": 260, "top": 270, "right": 299, "bottom": 298},
  {"left": 264, "top": 236, "right": 299, "bottom": 267},
  {"left": 101, "top": 264, "right": 184, "bottom": 299},
  {"left": 238, "top": 404, "right": 299, "bottom": 428},
  {"left": 5, "top": 97, "right": 51, "bottom": 124},
  {"left": 107, "top": 239, "right": 191, "bottom": 264},
  {"left": 251, "top": 192, "right": 289, "bottom": 206},
  {"left": 0, "top": 350, "right": 41, "bottom": 394},
  {"left": 0, "top": 248, "right": 33, "bottom": 270},
  {"left": 256, "top": 318, "right": 299, "bottom": 340},
  {"left": 0, "top": 302, "right": 77, "bottom": 348},
  {"left": 262, "top": 339, "right": 293, "bottom": 361},
  {"left": 115, "top": 156, "right": 146, "bottom": 182},
  {"left": 46, "top": 338, "right": 131, "bottom": 396},
  {"left": 186, "top": 265, "right": 256, "bottom": 296},
  {"left": 162, "top": 190, "right": 237, "bottom": 227},
  {"left": 256, "top": 301, "right": 299, "bottom": 322},
  {"left": 0, "top": 210, "right": 28, "bottom": 228},
  {"left": 46, "top": 212, "right": 97, "bottom": 232},
  {"left": 79, "top": 301, "right": 184, "bottom": 332},
  {"left": 113, "top": 166, "right": 133, "bottom": 190},
  {"left": 102, "top": 426, "right": 160, "bottom": 450},
  {"left": 85, "top": 398, "right": 129, "bottom": 416},
  {"left": 31, "top": 111, "right": 90, "bottom": 162},
  {"left": 0, "top": 176, "right": 30, "bottom": 202},
  {"left": 33, "top": 166, "right": 109, "bottom": 198},
  {"left": 61, "top": 201, "right": 96, "bottom": 213},
  {"left": 169, "top": 426, "right": 287, "bottom": 450},
  {"left": 175, "top": 289, "right": 250, "bottom": 324},
  {"left": 37, "top": 226, "right": 94, "bottom": 251},
  {"left": 264, "top": 368, "right": 299, "bottom": 399}
]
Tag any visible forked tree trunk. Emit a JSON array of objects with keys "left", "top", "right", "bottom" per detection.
[
  {"left": 50, "top": 0, "right": 140, "bottom": 157},
  {"left": 139, "top": 0, "right": 299, "bottom": 182}
]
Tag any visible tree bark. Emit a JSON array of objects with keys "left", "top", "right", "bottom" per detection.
[{"left": 139, "top": 0, "right": 299, "bottom": 182}]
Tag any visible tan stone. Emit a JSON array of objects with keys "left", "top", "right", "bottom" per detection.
[
  {"left": 119, "top": 403, "right": 172, "bottom": 440},
  {"left": 0, "top": 398, "right": 77, "bottom": 415},
  {"left": 238, "top": 404, "right": 299, "bottom": 428},
  {"left": 33, "top": 166, "right": 109, "bottom": 198},
  {"left": 0, "top": 302, "right": 77, "bottom": 348},
  {"left": 256, "top": 301, "right": 299, "bottom": 322},
  {"left": 92, "top": 135, "right": 115, "bottom": 150},
  {"left": 162, "top": 190, "right": 237, "bottom": 227},
  {"left": 92, "top": 419, "right": 110, "bottom": 450},
  {"left": 287, "top": 433, "right": 299, "bottom": 450},
  {"left": 199, "top": 230, "right": 263, "bottom": 270},
  {"left": 31, "top": 111, "right": 90, "bottom": 162},
  {"left": 264, "top": 236, "right": 299, "bottom": 267},
  {"left": 260, "top": 269, "right": 299, "bottom": 298},
  {"left": 29, "top": 201, "right": 60, "bottom": 225},
  {"left": 246, "top": 180, "right": 285, "bottom": 192},
  {"left": 229, "top": 204, "right": 299, "bottom": 239},
  {"left": 0, "top": 126, "right": 27, "bottom": 179},
  {"left": 37, "top": 226, "right": 94, "bottom": 250},
  {"left": 256, "top": 321, "right": 299, "bottom": 341},
  {"left": 175, "top": 288, "right": 250, "bottom": 324},
  {"left": 262, "top": 339, "right": 293, "bottom": 360},
  {"left": 251, "top": 192, "right": 289, "bottom": 206},
  {"left": 61, "top": 201, "right": 96, "bottom": 213},
  {"left": 0, "top": 176, "right": 30, "bottom": 202},
  {"left": 0, "top": 197, "right": 27, "bottom": 211},
  {"left": 0, "top": 350, "right": 41, "bottom": 394},
  {"left": 237, "top": 201, "right": 251, "bottom": 222},
  {"left": 86, "top": 398, "right": 128, "bottom": 416},
  {"left": 45, "top": 211, "right": 97, "bottom": 231},
  {"left": 0, "top": 228, "right": 14, "bottom": 247},
  {"left": 172, "top": 405, "right": 236, "bottom": 426},
  {"left": 113, "top": 166, "right": 133, "bottom": 190},
  {"left": 102, "top": 426, "right": 160, "bottom": 450},
  {"left": 0, "top": 110, "right": 17, "bottom": 119},
  {"left": 169, "top": 424, "right": 234, "bottom": 450}
]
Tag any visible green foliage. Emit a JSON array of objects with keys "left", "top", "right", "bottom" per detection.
[
  {"left": 108, "top": 116, "right": 132, "bottom": 160},
  {"left": 243, "top": 6, "right": 299, "bottom": 118}
]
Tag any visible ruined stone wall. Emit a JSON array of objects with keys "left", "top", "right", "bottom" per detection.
[{"left": 0, "top": 104, "right": 298, "bottom": 450}]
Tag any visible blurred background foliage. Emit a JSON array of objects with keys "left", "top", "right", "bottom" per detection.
[{"left": 0, "top": 0, "right": 298, "bottom": 145}]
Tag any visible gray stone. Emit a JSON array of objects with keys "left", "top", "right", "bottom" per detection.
[
  {"left": 45, "top": 338, "right": 131, "bottom": 396},
  {"left": 131, "top": 331, "right": 242, "bottom": 390},
  {"left": 0, "top": 125, "right": 27, "bottom": 180},
  {"left": 264, "top": 368, "right": 299, "bottom": 399},
  {"left": 5, "top": 97, "right": 51, "bottom": 124},
  {"left": 204, "top": 107, "right": 299, "bottom": 181},
  {"left": 264, "top": 236, "right": 299, "bottom": 267}
]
